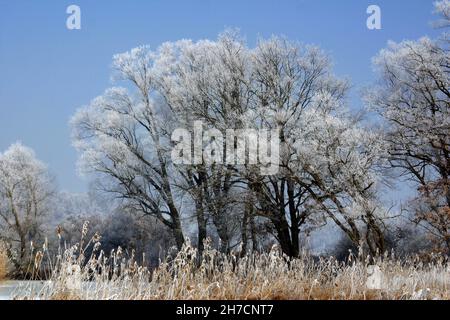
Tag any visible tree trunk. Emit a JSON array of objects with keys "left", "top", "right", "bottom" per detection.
[
  {"left": 272, "top": 215, "right": 294, "bottom": 257},
  {"left": 249, "top": 215, "right": 258, "bottom": 252},
  {"left": 213, "top": 211, "right": 230, "bottom": 254},
  {"left": 287, "top": 180, "right": 300, "bottom": 257},
  {"left": 240, "top": 206, "right": 249, "bottom": 257},
  {"left": 170, "top": 211, "right": 185, "bottom": 250},
  {"left": 196, "top": 199, "right": 207, "bottom": 253}
]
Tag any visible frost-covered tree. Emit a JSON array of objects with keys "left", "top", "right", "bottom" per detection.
[
  {"left": 218, "top": 37, "right": 386, "bottom": 257},
  {"left": 154, "top": 32, "right": 254, "bottom": 253},
  {"left": 71, "top": 47, "right": 185, "bottom": 249},
  {"left": 72, "top": 31, "right": 387, "bottom": 257},
  {"left": 434, "top": 0, "right": 450, "bottom": 31},
  {"left": 241, "top": 37, "right": 351, "bottom": 257},
  {"left": 51, "top": 190, "right": 109, "bottom": 222},
  {"left": 366, "top": 32, "right": 450, "bottom": 252},
  {"left": 286, "top": 108, "right": 388, "bottom": 255},
  {"left": 0, "top": 143, "right": 54, "bottom": 269}
]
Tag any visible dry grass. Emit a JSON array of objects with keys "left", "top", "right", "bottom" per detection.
[
  {"left": 12, "top": 229, "right": 449, "bottom": 301},
  {"left": 0, "top": 241, "right": 11, "bottom": 281}
]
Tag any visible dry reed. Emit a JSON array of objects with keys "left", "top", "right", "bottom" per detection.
[
  {"left": 0, "top": 241, "right": 10, "bottom": 281},
  {"left": 12, "top": 227, "right": 450, "bottom": 300}
]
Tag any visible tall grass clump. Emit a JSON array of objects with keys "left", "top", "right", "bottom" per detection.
[{"left": 13, "top": 223, "right": 450, "bottom": 300}]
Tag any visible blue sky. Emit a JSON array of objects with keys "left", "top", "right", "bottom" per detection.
[{"left": 0, "top": 0, "right": 441, "bottom": 193}]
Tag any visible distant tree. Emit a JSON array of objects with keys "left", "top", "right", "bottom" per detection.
[
  {"left": 0, "top": 143, "right": 54, "bottom": 270},
  {"left": 56, "top": 209, "right": 173, "bottom": 267}
]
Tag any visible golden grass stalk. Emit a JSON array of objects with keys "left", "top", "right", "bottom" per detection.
[{"left": 0, "top": 241, "right": 10, "bottom": 281}]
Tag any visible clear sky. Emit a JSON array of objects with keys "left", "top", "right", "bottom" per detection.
[{"left": 0, "top": 0, "right": 441, "bottom": 193}]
